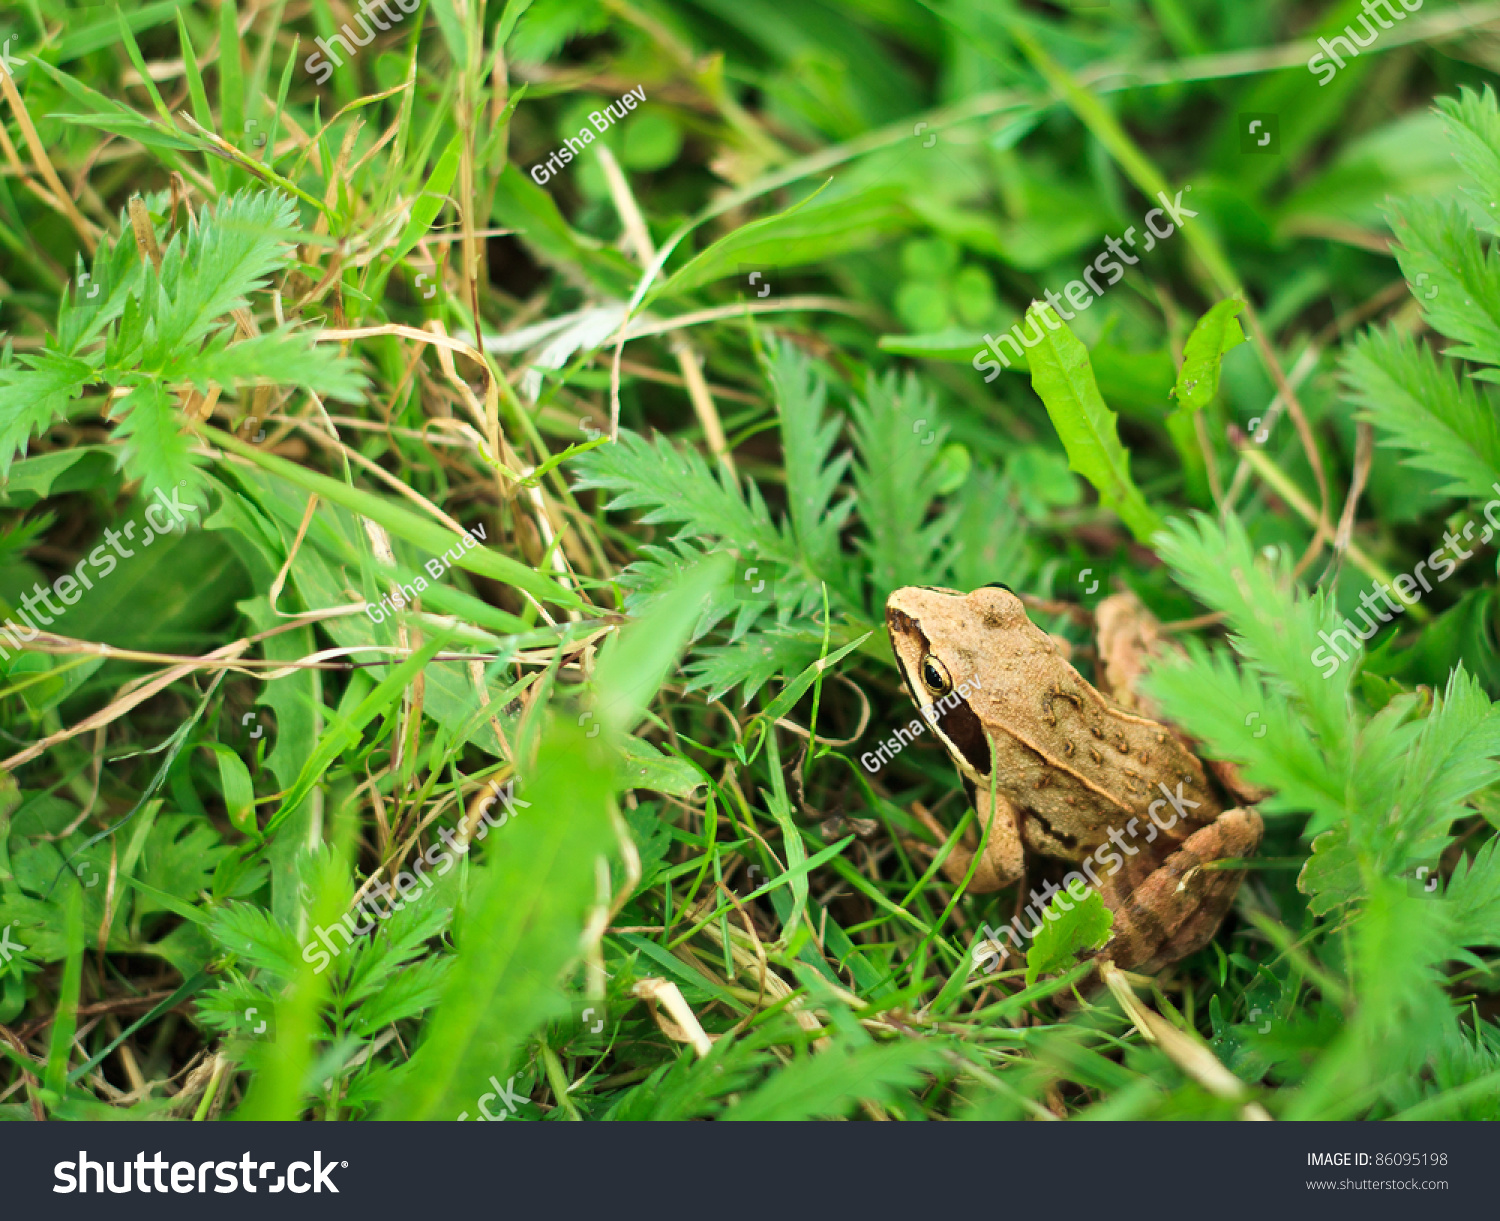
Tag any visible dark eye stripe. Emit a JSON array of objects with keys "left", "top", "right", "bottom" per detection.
[
  {"left": 887, "top": 611, "right": 990, "bottom": 775},
  {"left": 932, "top": 695, "right": 992, "bottom": 775}
]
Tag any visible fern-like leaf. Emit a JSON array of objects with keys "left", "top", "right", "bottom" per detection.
[
  {"left": 58, "top": 234, "right": 146, "bottom": 357},
  {"left": 686, "top": 632, "right": 823, "bottom": 702},
  {"left": 1436, "top": 85, "right": 1500, "bottom": 236},
  {"left": 137, "top": 190, "right": 301, "bottom": 368},
  {"left": 110, "top": 380, "right": 199, "bottom": 494},
  {"left": 850, "top": 368, "right": 952, "bottom": 602},
  {"left": 946, "top": 468, "right": 1030, "bottom": 590},
  {"left": 0, "top": 352, "right": 94, "bottom": 476},
  {"left": 1148, "top": 513, "right": 1354, "bottom": 758},
  {"left": 171, "top": 328, "right": 364, "bottom": 400},
  {"left": 1449, "top": 835, "right": 1500, "bottom": 947},
  {"left": 766, "top": 339, "right": 853, "bottom": 590},
  {"left": 1340, "top": 326, "right": 1500, "bottom": 500},
  {"left": 573, "top": 430, "right": 790, "bottom": 561},
  {"left": 1387, "top": 197, "right": 1500, "bottom": 376}
]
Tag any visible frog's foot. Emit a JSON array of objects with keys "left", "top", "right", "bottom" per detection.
[
  {"left": 1097, "top": 807, "right": 1263, "bottom": 974},
  {"left": 909, "top": 786, "right": 1024, "bottom": 894}
]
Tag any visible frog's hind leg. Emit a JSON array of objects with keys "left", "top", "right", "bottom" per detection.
[
  {"left": 909, "top": 783, "right": 1025, "bottom": 894},
  {"left": 1099, "top": 807, "right": 1263, "bottom": 973}
]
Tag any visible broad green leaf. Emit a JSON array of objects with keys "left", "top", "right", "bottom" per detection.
[
  {"left": 1022, "top": 303, "right": 1163, "bottom": 543},
  {"left": 209, "top": 744, "right": 257, "bottom": 834},
  {"left": 657, "top": 187, "right": 909, "bottom": 297},
  {"left": 877, "top": 328, "right": 989, "bottom": 361},
  {"left": 1172, "top": 298, "right": 1245, "bottom": 413},
  {"left": 616, "top": 736, "right": 705, "bottom": 798},
  {"left": 0, "top": 448, "right": 113, "bottom": 504}
]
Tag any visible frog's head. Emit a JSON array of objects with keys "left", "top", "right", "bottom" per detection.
[
  {"left": 884, "top": 584, "right": 1030, "bottom": 778},
  {"left": 885, "top": 584, "right": 1027, "bottom": 696}
]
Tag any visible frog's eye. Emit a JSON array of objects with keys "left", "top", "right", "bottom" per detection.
[
  {"left": 984, "top": 582, "right": 1016, "bottom": 594},
  {"left": 920, "top": 655, "right": 952, "bottom": 697}
]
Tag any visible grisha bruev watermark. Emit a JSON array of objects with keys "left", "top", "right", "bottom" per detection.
[
  {"left": 528, "top": 86, "right": 646, "bottom": 186},
  {"left": 861, "top": 675, "right": 983, "bottom": 774},
  {"left": 364, "top": 521, "right": 485, "bottom": 624}
]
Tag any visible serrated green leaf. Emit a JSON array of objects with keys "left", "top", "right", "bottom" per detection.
[
  {"left": 109, "top": 380, "right": 201, "bottom": 494},
  {"left": 170, "top": 329, "right": 365, "bottom": 401},
  {"left": 0, "top": 353, "right": 95, "bottom": 477},
  {"left": 1387, "top": 197, "right": 1500, "bottom": 375},
  {"left": 767, "top": 339, "right": 852, "bottom": 584},
  {"left": 1437, "top": 85, "right": 1500, "bottom": 235},
  {"left": 1024, "top": 881, "right": 1112, "bottom": 986}
]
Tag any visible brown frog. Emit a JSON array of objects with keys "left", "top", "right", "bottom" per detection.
[{"left": 884, "top": 583, "right": 1263, "bottom": 974}]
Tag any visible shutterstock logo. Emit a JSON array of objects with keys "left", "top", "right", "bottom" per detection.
[
  {"left": 0, "top": 35, "right": 23, "bottom": 78},
  {"left": 54, "top": 1151, "right": 345, "bottom": 1193},
  {"left": 0, "top": 921, "right": 26, "bottom": 965}
]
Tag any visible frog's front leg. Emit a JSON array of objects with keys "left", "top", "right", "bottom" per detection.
[
  {"left": 1097, "top": 806, "right": 1263, "bottom": 973},
  {"left": 911, "top": 783, "right": 1025, "bottom": 893}
]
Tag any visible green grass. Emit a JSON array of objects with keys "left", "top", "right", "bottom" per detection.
[{"left": 1, "top": 0, "right": 1499, "bottom": 1122}]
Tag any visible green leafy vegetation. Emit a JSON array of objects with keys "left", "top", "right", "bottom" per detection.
[{"left": 1, "top": 0, "right": 1499, "bottom": 1124}]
